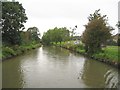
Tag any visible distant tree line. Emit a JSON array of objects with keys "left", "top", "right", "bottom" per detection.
[{"left": 42, "top": 27, "right": 70, "bottom": 45}]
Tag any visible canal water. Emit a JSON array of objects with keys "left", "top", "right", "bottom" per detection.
[{"left": 2, "top": 46, "right": 119, "bottom": 88}]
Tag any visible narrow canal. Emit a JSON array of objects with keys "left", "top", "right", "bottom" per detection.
[{"left": 2, "top": 46, "right": 119, "bottom": 88}]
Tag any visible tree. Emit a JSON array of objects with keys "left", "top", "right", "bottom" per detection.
[
  {"left": 62, "top": 27, "right": 70, "bottom": 41},
  {"left": 20, "top": 27, "right": 41, "bottom": 45},
  {"left": 116, "top": 21, "right": 120, "bottom": 29},
  {"left": 82, "top": 9, "right": 113, "bottom": 54},
  {"left": 118, "top": 35, "right": 120, "bottom": 46},
  {"left": 116, "top": 21, "right": 120, "bottom": 46},
  {"left": 42, "top": 29, "right": 53, "bottom": 45},
  {"left": 27, "top": 27, "right": 41, "bottom": 42},
  {"left": 42, "top": 27, "right": 70, "bottom": 45},
  {"left": 2, "top": 2, "right": 28, "bottom": 45},
  {"left": 70, "top": 25, "right": 77, "bottom": 40}
]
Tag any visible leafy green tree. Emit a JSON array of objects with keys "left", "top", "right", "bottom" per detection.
[
  {"left": 117, "top": 21, "right": 120, "bottom": 29},
  {"left": 20, "top": 27, "right": 40, "bottom": 45},
  {"left": 27, "top": 27, "right": 40, "bottom": 42},
  {"left": 116, "top": 22, "right": 120, "bottom": 46},
  {"left": 60, "top": 27, "right": 70, "bottom": 41},
  {"left": 2, "top": 2, "right": 28, "bottom": 45},
  {"left": 82, "top": 9, "right": 113, "bottom": 54},
  {"left": 42, "top": 30, "right": 52, "bottom": 45},
  {"left": 42, "top": 27, "right": 70, "bottom": 45}
]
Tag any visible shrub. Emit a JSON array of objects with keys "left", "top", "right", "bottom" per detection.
[{"left": 2, "top": 47, "right": 16, "bottom": 58}]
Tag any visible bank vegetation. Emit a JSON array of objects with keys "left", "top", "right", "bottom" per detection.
[
  {"left": 1, "top": 2, "right": 41, "bottom": 60},
  {"left": 42, "top": 10, "right": 119, "bottom": 68}
]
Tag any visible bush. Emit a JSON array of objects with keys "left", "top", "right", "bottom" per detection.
[
  {"left": 2, "top": 47, "right": 16, "bottom": 58},
  {"left": 76, "top": 48, "right": 85, "bottom": 54},
  {"left": 93, "top": 52, "right": 106, "bottom": 59}
]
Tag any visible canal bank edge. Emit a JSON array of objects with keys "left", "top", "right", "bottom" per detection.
[
  {"left": 1, "top": 43, "right": 41, "bottom": 61},
  {"left": 54, "top": 44, "right": 120, "bottom": 69}
]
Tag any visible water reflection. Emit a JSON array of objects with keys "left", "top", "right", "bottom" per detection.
[
  {"left": 104, "top": 69, "right": 119, "bottom": 88},
  {"left": 0, "top": 62, "right": 2, "bottom": 89},
  {"left": 2, "top": 46, "right": 119, "bottom": 88},
  {"left": 2, "top": 49, "right": 40, "bottom": 88},
  {"left": 2, "top": 57, "right": 24, "bottom": 88},
  {"left": 81, "top": 59, "right": 119, "bottom": 88},
  {"left": 42, "top": 46, "right": 70, "bottom": 59},
  {"left": 20, "top": 46, "right": 86, "bottom": 88}
]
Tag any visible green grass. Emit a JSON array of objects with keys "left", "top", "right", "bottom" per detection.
[
  {"left": 76, "top": 48, "right": 85, "bottom": 54},
  {"left": 93, "top": 46, "right": 119, "bottom": 63},
  {"left": 54, "top": 41, "right": 85, "bottom": 53},
  {"left": 2, "top": 46, "right": 16, "bottom": 59},
  {"left": 54, "top": 41, "right": 119, "bottom": 63},
  {"left": 0, "top": 52, "right": 2, "bottom": 59},
  {"left": 104, "top": 46, "right": 119, "bottom": 62},
  {"left": 1, "top": 43, "right": 41, "bottom": 60}
]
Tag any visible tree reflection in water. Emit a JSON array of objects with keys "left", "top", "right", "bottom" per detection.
[
  {"left": 104, "top": 69, "right": 119, "bottom": 88},
  {"left": 79, "top": 59, "right": 119, "bottom": 88}
]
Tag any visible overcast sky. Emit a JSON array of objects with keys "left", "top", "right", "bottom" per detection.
[{"left": 16, "top": 0, "right": 119, "bottom": 36}]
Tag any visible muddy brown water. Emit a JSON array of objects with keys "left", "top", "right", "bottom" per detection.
[{"left": 1, "top": 46, "right": 119, "bottom": 88}]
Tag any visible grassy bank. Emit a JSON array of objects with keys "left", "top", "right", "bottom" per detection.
[
  {"left": 53, "top": 41, "right": 85, "bottom": 54},
  {"left": 1, "top": 43, "right": 41, "bottom": 60},
  {"left": 93, "top": 46, "right": 119, "bottom": 62},
  {"left": 54, "top": 41, "right": 119, "bottom": 67}
]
